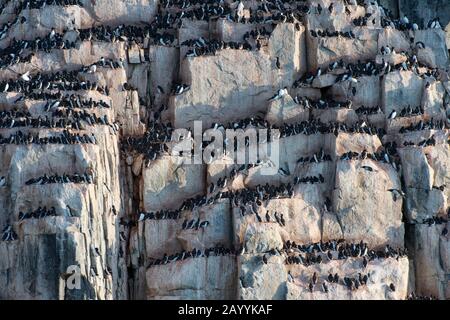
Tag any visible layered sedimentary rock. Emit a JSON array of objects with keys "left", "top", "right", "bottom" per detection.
[{"left": 0, "top": 0, "right": 449, "bottom": 301}]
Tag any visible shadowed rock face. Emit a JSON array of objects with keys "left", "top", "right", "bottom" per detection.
[{"left": 0, "top": 0, "right": 449, "bottom": 300}]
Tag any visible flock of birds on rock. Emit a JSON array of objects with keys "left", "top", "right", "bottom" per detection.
[
  {"left": 422, "top": 212, "right": 449, "bottom": 237},
  {"left": 0, "top": 113, "right": 117, "bottom": 132},
  {"left": 18, "top": 206, "right": 57, "bottom": 221},
  {"left": 278, "top": 240, "right": 407, "bottom": 293},
  {"left": 403, "top": 135, "right": 437, "bottom": 147},
  {"left": 302, "top": 56, "right": 439, "bottom": 88},
  {"left": 181, "top": 218, "right": 210, "bottom": 230},
  {"left": 282, "top": 240, "right": 408, "bottom": 267},
  {"left": 184, "top": 38, "right": 253, "bottom": 58},
  {"left": 295, "top": 97, "right": 353, "bottom": 110},
  {"left": 25, "top": 172, "right": 94, "bottom": 185},
  {"left": 135, "top": 174, "right": 325, "bottom": 226},
  {"left": 1, "top": 225, "right": 17, "bottom": 241},
  {"left": 399, "top": 119, "right": 446, "bottom": 134},
  {"left": 0, "top": 130, "right": 97, "bottom": 145},
  {"left": 0, "top": 0, "right": 448, "bottom": 301},
  {"left": 148, "top": 245, "right": 235, "bottom": 267},
  {"left": 136, "top": 209, "right": 181, "bottom": 222},
  {"left": 0, "top": 69, "right": 107, "bottom": 96},
  {"left": 296, "top": 149, "right": 332, "bottom": 164},
  {"left": 339, "top": 145, "right": 401, "bottom": 170}
]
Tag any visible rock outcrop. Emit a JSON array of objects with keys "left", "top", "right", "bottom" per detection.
[{"left": 0, "top": 0, "right": 449, "bottom": 300}]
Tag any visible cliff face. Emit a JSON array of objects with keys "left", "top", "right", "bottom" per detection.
[{"left": 0, "top": 0, "right": 449, "bottom": 300}]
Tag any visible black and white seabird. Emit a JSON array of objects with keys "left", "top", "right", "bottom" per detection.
[
  {"left": 268, "top": 87, "right": 288, "bottom": 101},
  {"left": 388, "top": 110, "right": 397, "bottom": 119}
]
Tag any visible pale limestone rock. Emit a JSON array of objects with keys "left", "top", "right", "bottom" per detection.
[
  {"left": 305, "top": 1, "right": 367, "bottom": 32},
  {"left": 0, "top": 0, "right": 158, "bottom": 47},
  {"left": 375, "top": 52, "right": 408, "bottom": 66},
  {"left": 127, "top": 63, "right": 150, "bottom": 100},
  {"left": 377, "top": 28, "right": 411, "bottom": 53},
  {"left": 127, "top": 45, "right": 142, "bottom": 64},
  {"left": 268, "top": 23, "right": 307, "bottom": 86},
  {"left": 239, "top": 134, "right": 326, "bottom": 188},
  {"left": 404, "top": 187, "right": 446, "bottom": 223},
  {"left": 132, "top": 155, "right": 144, "bottom": 176},
  {"left": 1, "top": 0, "right": 449, "bottom": 301},
  {"left": 286, "top": 257, "right": 410, "bottom": 300},
  {"left": 382, "top": 70, "right": 424, "bottom": 116},
  {"left": 216, "top": 19, "right": 258, "bottom": 43},
  {"left": 139, "top": 200, "right": 232, "bottom": 260},
  {"left": 88, "top": 0, "right": 158, "bottom": 25},
  {"left": 331, "top": 159, "right": 404, "bottom": 248},
  {"left": 170, "top": 49, "right": 277, "bottom": 128},
  {"left": 312, "top": 108, "right": 359, "bottom": 124},
  {"left": 170, "top": 22, "right": 306, "bottom": 128},
  {"left": 312, "top": 74, "right": 337, "bottom": 88},
  {"left": 408, "top": 224, "right": 450, "bottom": 299},
  {"left": 141, "top": 156, "right": 205, "bottom": 212},
  {"left": 422, "top": 81, "right": 446, "bottom": 118},
  {"left": 399, "top": 148, "right": 434, "bottom": 190},
  {"left": 233, "top": 198, "right": 322, "bottom": 252},
  {"left": 399, "top": 144, "right": 449, "bottom": 222},
  {"left": 414, "top": 29, "right": 449, "bottom": 69},
  {"left": 146, "top": 256, "right": 237, "bottom": 300},
  {"left": 148, "top": 46, "right": 179, "bottom": 109},
  {"left": 0, "top": 6, "right": 92, "bottom": 46},
  {"left": 265, "top": 94, "right": 309, "bottom": 125},
  {"left": 239, "top": 255, "right": 287, "bottom": 300},
  {"left": 327, "top": 133, "right": 382, "bottom": 157},
  {"left": 426, "top": 143, "right": 450, "bottom": 194},
  {"left": 306, "top": 28, "right": 379, "bottom": 71},
  {"left": 332, "top": 76, "right": 381, "bottom": 107},
  {"left": 0, "top": 126, "right": 125, "bottom": 299},
  {"left": 179, "top": 20, "right": 209, "bottom": 59}
]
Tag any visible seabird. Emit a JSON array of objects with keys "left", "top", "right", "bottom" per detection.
[
  {"left": 278, "top": 167, "right": 290, "bottom": 176},
  {"left": 88, "top": 64, "right": 97, "bottom": 74},
  {"left": 268, "top": 87, "right": 288, "bottom": 101},
  {"left": 326, "top": 250, "right": 333, "bottom": 260},
  {"left": 328, "top": 273, "right": 334, "bottom": 283},
  {"left": 388, "top": 110, "right": 397, "bottom": 119},
  {"left": 333, "top": 273, "right": 339, "bottom": 283},
  {"left": 265, "top": 211, "right": 270, "bottom": 222},
  {"left": 20, "top": 71, "right": 31, "bottom": 81},
  {"left": 415, "top": 41, "right": 425, "bottom": 49},
  {"left": 0, "top": 176, "right": 5, "bottom": 187},
  {"left": 287, "top": 271, "right": 294, "bottom": 283},
  {"left": 280, "top": 214, "right": 285, "bottom": 226},
  {"left": 236, "top": 1, "right": 245, "bottom": 22},
  {"left": 262, "top": 254, "right": 268, "bottom": 264},
  {"left": 199, "top": 221, "right": 209, "bottom": 228}
]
